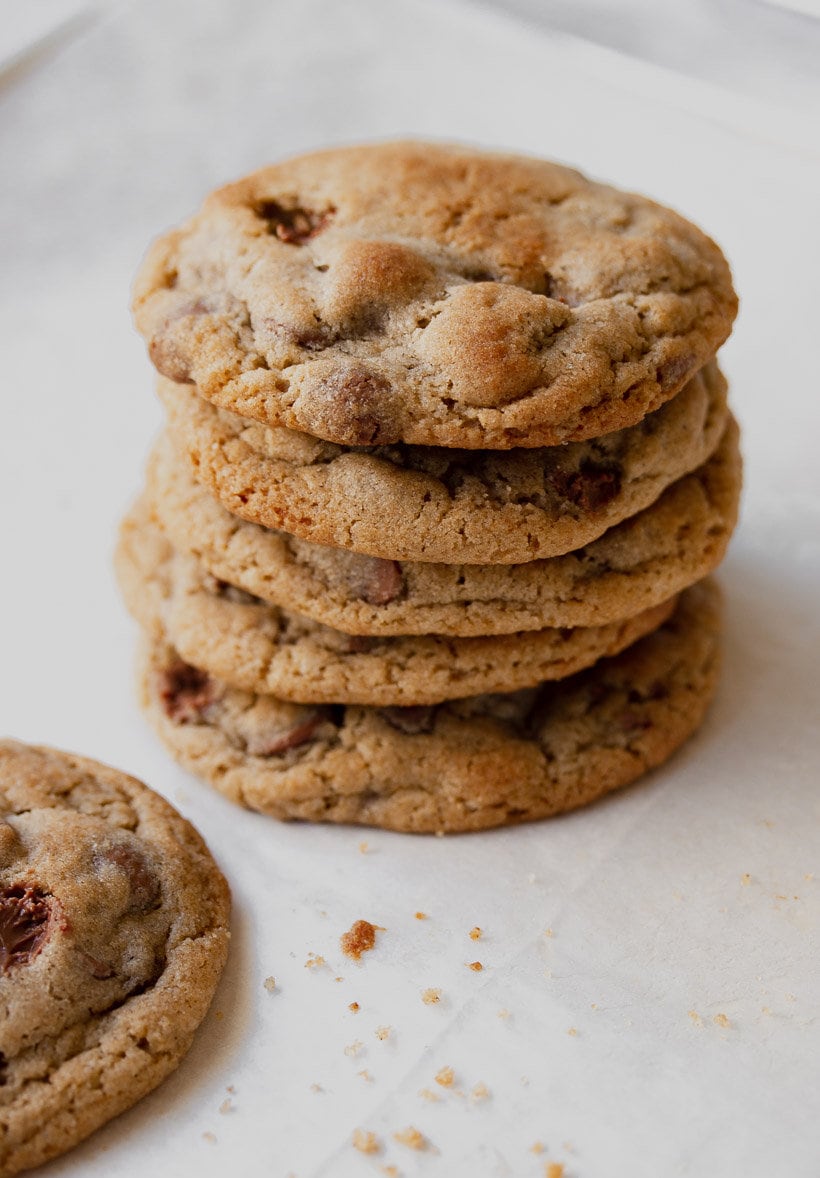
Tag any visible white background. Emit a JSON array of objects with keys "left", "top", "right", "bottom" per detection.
[{"left": 1, "top": 2, "right": 819, "bottom": 1176}]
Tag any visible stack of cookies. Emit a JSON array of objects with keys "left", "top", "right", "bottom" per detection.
[{"left": 117, "top": 142, "right": 740, "bottom": 833}]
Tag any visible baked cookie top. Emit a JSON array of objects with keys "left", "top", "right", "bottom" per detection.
[
  {"left": 159, "top": 358, "right": 728, "bottom": 565},
  {"left": 116, "top": 499, "right": 675, "bottom": 706},
  {"left": 145, "top": 417, "right": 741, "bottom": 636},
  {"left": 0, "top": 741, "right": 230, "bottom": 1176},
  {"left": 133, "top": 141, "right": 737, "bottom": 449},
  {"left": 140, "top": 581, "right": 721, "bottom": 833}
]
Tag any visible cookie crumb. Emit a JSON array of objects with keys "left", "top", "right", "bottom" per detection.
[
  {"left": 469, "top": 926, "right": 482, "bottom": 940},
  {"left": 305, "top": 952, "right": 326, "bottom": 970},
  {"left": 435, "top": 1065, "right": 455, "bottom": 1088},
  {"left": 531, "top": 1141, "right": 545, "bottom": 1154},
  {"left": 471, "top": 1082, "right": 490, "bottom": 1101},
  {"left": 352, "top": 1128, "right": 381, "bottom": 1154},
  {"left": 263, "top": 975, "right": 276, "bottom": 992},
  {"left": 358, "top": 1069, "right": 374, "bottom": 1082},
  {"left": 340, "top": 919, "right": 380, "bottom": 960},
  {"left": 741, "top": 873, "right": 751, "bottom": 886},
  {"left": 375, "top": 1025, "right": 392, "bottom": 1040},
  {"left": 714, "top": 1013, "right": 731, "bottom": 1028},
  {"left": 310, "top": 1082, "right": 323, "bottom": 1093},
  {"left": 467, "top": 961, "right": 483, "bottom": 971},
  {"left": 344, "top": 1040, "right": 364, "bottom": 1058},
  {"left": 567, "top": 1027, "right": 578, "bottom": 1037},
  {"left": 422, "top": 987, "right": 441, "bottom": 1005},
  {"left": 498, "top": 1008, "right": 511, "bottom": 1020},
  {"left": 546, "top": 1164, "right": 565, "bottom": 1178},
  {"left": 393, "top": 1126, "right": 427, "bottom": 1150},
  {"left": 544, "top": 928, "right": 554, "bottom": 938},
  {"left": 358, "top": 841, "right": 369, "bottom": 854},
  {"left": 419, "top": 1087, "right": 439, "bottom": 1101},
  {"left": 349, "top": 1001, "right": 360, "bottom": 1013},
  {"left": 218, "top": 1098, "right": 233, "bottom": 1115},
  {"left": 688, "top": 1010, "right": 703, "bottom": 1027},
  {"left": 203, "top": 1132, "right": 217, "bottom": 1144},
  {"left": 415, "top": 911, "right": 428, "bottom": 920},
  {"left": 381, "top": 1167, "right": 400, "bottom": 1177}
]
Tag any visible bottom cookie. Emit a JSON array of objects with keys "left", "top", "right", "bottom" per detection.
[
  {"left": 0, "top": 741, "right": 230, "bottom": 1176},
  {"left": 139, "top": 581, "right": 721, "bottom": 833}
]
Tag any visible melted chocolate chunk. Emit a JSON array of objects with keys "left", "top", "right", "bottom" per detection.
[
  {"left": 0, "top": 884, "right": 54, "bottom": 973},
  {"left": 379, "top": 706, "right": 436, "bottom": 736},
  {"left": 245, "top": 709, "right": 338, "bottom": 758},
  {"left": 255, "top": 200, "right": 335, "bottom": 245},
  {"left": 93, "top": 844, "right": 161, "bottom": 914},
  {"left": 657, "top": 353, "right": 696, "bottom": 391},
  {"left": 346, "top": 556, "right": 405, "bottom": 606},
  {"left": 148, "top": 299, "right": 210, "bottom": 384},
  {"left": 158, "top": 660, "right": 215, "bottom": 724},
  {"left": 548, "top": 460, "right": 622, "bottom": 513},
  {"left": 310, "top": 366, "right": 399, "bottom": 445}
]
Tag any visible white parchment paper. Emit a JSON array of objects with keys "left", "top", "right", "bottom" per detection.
[{"left": 1, "top": 2, "right": 818, "bottom": 1175}]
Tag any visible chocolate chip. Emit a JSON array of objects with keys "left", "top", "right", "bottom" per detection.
[
  {"left": 657, "top": 353, "right": 696, "bottom": 391},
  {"left": 254, "top": 200, "right": 335, "bottom": 245},
  {"left": 379, "top": 706, "right": 436, "bottom": 735},
  {"left": 548, "top": 460, "right": 622, "bottom": 513},
  {"left": 93, "top": 844, "right": 161, "bottom": 914},
  {"left": 0, "top": 884, "right": 55, "bottom": 973},
  {"left": 345, "top": 556, "right": 405, "bottom": 606},
  {"left": 308, "top": 366, "right": 399, "bottom": 445},
  {"left": 157, "top": 660, "right": 215, "bottom": 724},
  {"left": 343, "top": 634, "right": 377, "bottom": 654},
  {"left": 245, "top": 709, "right": 339, "bottom": 758}
]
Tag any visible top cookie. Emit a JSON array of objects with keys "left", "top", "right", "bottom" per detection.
[{"left": 133, "top": 141, "right": 737, "bottom": 449}]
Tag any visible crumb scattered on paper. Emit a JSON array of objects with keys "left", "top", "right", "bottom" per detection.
[
  {"left": 340, "top": 919, "right": 380, "bottom": 960},
  {"left": 688, "top": 1010, "right": 703, "bottom": 1027},
  {"left": 310, "top": 1083, "right": 323, "bottom": 1093},
  {"left": 218, "top": 1098, "right": 233, "bottom": 1115},
  {"left": 305, "top": 953, "right": 325, "bottom": 970},
  {"left": 415, "top": 911, "right": 428, "bottom": 920},
  {"left": 471, "top": 1082, "right": 490, "bottom": 1101},
  {"left": 344, "top": 1040, "right": 364, "bottom": 1058},
  {"left": 422, "top": 988, "right": 441, "bottom": 1005},
  {"left": 741, "top": 873, "right": 751, "bottom": 886},
  {"left": 263, "top": 976, "right": 276, "bottom": 992},
  {"left": 498, "top": 1008, "right": 511, "bottom": 1020},
  {"left": 544, "top": 928, "right": 554, "bottom": 938},
  {"left": 467, "top": 961, "right": 483, "bottom": 971},
  {"left": 358, "top": 841, "right": 369, "bottom": 854},
  {"left": 469, "top": 926, "right": 482, "bottom": 940},
  {"left": 358, "top": 1069, "right": 373, "bottom": 1082},
  {"left": 203, "top": 1132, "right": 217, "bottom": 1144},
  {"left": 376, "top": 1025, "right": 392, "bottom": 1040},
  {"left": 419, "top": 1088, "right": 439, "bottom": 1101},
  {"left": 349, "top": 1001, "right": 360, "bottom": 1012},
  {"left": 546, "top": 1163, "right": 565, "bottom": 1178},
  {"left": 531, "top": 1141, "right": 545, "bottom": 1154},
  {"left": 393, "top": 1126, "right": 427, "bottom": 1150},
  {"left": 435, "top": 1065, "right": 455, "bottom": 1088},
  {"left": 567, "top": 1027, "right": 578, "bottom": 1037},
  {"left": 714, "top": 1013, "right": 731, "bottom": 1028},
  {"left": 352, "top": 1128, "right": 381, "bottom": 1154}
]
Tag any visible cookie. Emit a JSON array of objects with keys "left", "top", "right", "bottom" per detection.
[
  {"left": 145, "top": 417, "right": 741, "bottom": 636},
  {"left": 158, "top": 358, "right": 728, "bottom": 564},
  {"left": 0, "top": 741, "right": 230, "bottom": 1176},
  {"left": 137, "top": 581, "right": 721, "bottom": 833},
  {"left": 133, "top": 141, "right": 737, "bottom": 450},
  {"left": 116, "top": 500, "right": 676, "bottom": 706}
]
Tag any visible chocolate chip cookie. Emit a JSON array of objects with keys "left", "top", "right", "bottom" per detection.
[
  {"left": 133, "top": 142, "right": 737, "bottom": 449},
  {"left": 158, "top": 359, "right": 728, "bottom": 564},
  {"left": 137, "top": 581, "right": 721, "bottom": 833},
  {"left": 144, "top": 417, "right": 740, "bottom": 637},
  {"left": 0, "top": 741, "right": 230, "bottom": 1176},
  {"left": 116, "top": 499, "right": 676, "bottom": 706}
]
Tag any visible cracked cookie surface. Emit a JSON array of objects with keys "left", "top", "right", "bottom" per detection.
[
  {"left": 116, "top": 500, "right": 675, "bottom": 706},
  {"left": 159, "top": 359, "right": 728, "bottom": 564},
  {"left": 145, "top": 417, "right": 740, "bottom": 636},
  {"left": 133, "top": 142, "right": 736, "bottom": 450},
  {"left": 138, "top": 582, "right": 721, "bottom": 833},
  {"left": 0, "top": 741, "right": 230, "bottom": 1177}
]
